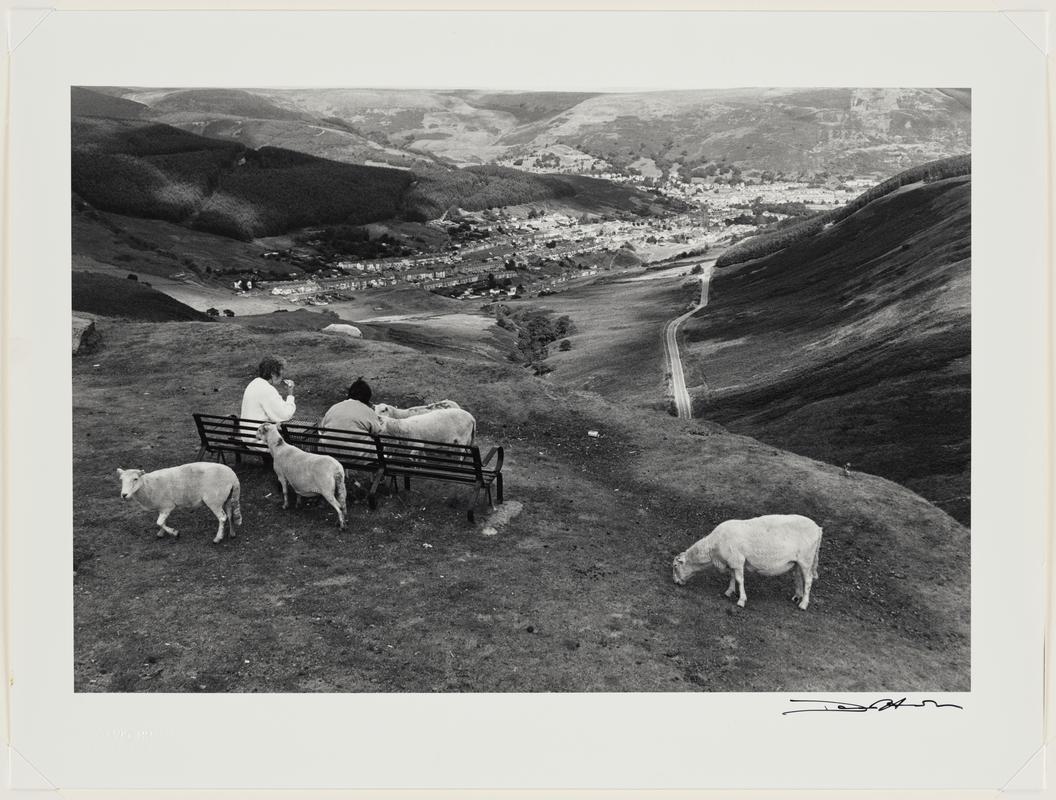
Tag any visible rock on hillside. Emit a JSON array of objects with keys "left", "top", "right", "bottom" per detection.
[
  {"left": 685, "top": 175, "right": 970, "bottom": 524},
  {"left": 72, "top": 314, "right": 101, "bottom": 355}
]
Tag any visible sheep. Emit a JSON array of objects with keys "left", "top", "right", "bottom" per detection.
[
  {"left": 256, "top": 423, "right": 347, "bottom": 529},
  {"left": 672, "top": 514, "right": 822, "bottom": 610},
  {"left": 117, "top": 463, "right": 242, "bottom": 544},
  {"left": 376, "top": 406, "right": 476, "bottom": 448},
  {"left": 373, "top": 399, "right": 462, "bottom": 419}
]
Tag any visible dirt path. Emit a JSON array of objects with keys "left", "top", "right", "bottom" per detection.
[{"left": 664, "top": 263, "right": 713, "bottom": 418}]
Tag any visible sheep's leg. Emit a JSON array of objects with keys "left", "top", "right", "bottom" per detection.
[
  {"left": 321, "top": 490, "right": 346, "bottom": 530},
  {"left": 205, "top": 500, "right": 227, "bottom": 544},
  {"left": 156, "top": 508, "right": 178, "bottom": 538},
  {"left": 796, "top": 560, "right": 813, "bottom": 610},
  {"left": 278, "top": 477, "right": 291, "bottom": 509},
  {"left": 733, "top": 565, "right": 747, "bottom": 607},
  {"left": 723, "top": 572, "right": 737, "bottom": 598},
  {"left": 792, "top": 565, "right": 805, "bottom": 604}
]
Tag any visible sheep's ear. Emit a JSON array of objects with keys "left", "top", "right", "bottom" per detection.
[{"left": 116, "top": 468, "right": 124, "bottom": 476}]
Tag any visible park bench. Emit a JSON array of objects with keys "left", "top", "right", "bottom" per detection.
[
  {"left": 192, "top": 413, "right": 505, "bottom": 521},
  {"left": 193, "top": 413, "right": 272, "bottom": 464}
]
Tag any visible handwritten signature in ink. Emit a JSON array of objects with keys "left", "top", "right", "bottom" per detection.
[{"left": 783, "top": 698, "right": 964, "bottom": 715}]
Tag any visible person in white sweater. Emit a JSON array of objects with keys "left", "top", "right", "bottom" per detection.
[{"left": 240, "top": 356, "right": 296, "bottom": 428}]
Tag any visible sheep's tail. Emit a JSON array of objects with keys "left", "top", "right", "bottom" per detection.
[
  {"left": 227, "top": 479, "right": 243, "bottom": 528},
  {"left": 812, "top": 528, "right": 822, "bottom": 580}
]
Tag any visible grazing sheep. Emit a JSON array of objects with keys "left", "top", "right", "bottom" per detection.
[
  {"left": 117, "top": 463, "right": 242, "bottom": 544},
  {"left": 373, "top": 399, "right": 462, "bottom": 419},
  {"left": 256, "top": 423, "right": 347, "bottom": 530},
  {"left": 376, "top": 407, "right": 475, "bottom": 446},
  {"left": 672, "top": 514, "right": 822, "bottom": 610}
]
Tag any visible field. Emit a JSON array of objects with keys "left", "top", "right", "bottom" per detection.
[{"left": 74, "top": 313, "right": 968, "bottom": 692}]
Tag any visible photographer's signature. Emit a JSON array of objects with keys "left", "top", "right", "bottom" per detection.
[{"left": 783, "top": 698, "right": 964, "bottom": 715}]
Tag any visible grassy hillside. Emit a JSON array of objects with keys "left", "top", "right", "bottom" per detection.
[
  {"left": 72, "top": 271, "right": 213, "bottom": 322},
  {"left": 400, "top": 165, "right": 676, "bottom": 220},
  {"left": 684, "top": 176, "right": 970, "bottom": 523},
  {"left": 71, "top": 117, "right": 671, "bottom": 240},
  {"left": 72, "top": 118, "right": 415, "bottom": 240},
  {"left": 74, "top": 317, "right": 967, "bottom": 692},
  {"left": 716, "top": 155, "right": 971, "bottom": 267},
  {"left": 151, "top": 88, "right": 307, "bottom": 121}
]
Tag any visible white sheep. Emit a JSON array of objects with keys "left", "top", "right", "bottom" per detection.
[
  {"left": 376, "top": 407, "right": 476, "bottom": 447},
  {"left": 373, "top": 399, "right": 462, "bottom": 419},
  {"left": 256, "top": 423, "right": 347, "bottom": 529},
  {"left": 117, "top": 463, "right": 242, "bottom": 544},
  {"left": 672, "top": 514, "right": 823, "bottom": 610}
]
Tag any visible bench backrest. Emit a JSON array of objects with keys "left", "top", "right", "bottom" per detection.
[
  {"left": 375, "top": 433, "right": 483, "bottom": 484},
  {"left": 281, "top": 422, "right": 380, "bottom": 469},
  {"left": 194, "top": 413, "right": 271, "bottom": 457},
  {"left": 193, "top": 414, "right": 498, "bottom": 483}
]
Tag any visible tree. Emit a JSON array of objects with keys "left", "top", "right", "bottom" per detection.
[
  {"left": 223, "top": 309, "right": 235, "bottom": 317},
  {"left": 206, "top": 307, "right": 220, "bottom": 316},
  {"left": 559, "top": 339, "right": 572, "bottom": 351}
]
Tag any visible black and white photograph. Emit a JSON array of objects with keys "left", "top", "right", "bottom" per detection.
[
  {"left": 6, "top": 4, "right": 1052, "bottom": 793},
  {"left": 70, "top": 84, "right": 972, "bottom": 694}
]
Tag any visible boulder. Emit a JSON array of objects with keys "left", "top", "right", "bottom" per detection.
[
  {"left": 72, "top": 314, "right": 101, "bottom": 355},
  {"left": 323, "top": 323, "right": 362, "bottom": 339}
]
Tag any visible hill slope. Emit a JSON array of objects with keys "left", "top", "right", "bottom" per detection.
[
  {"left": 683, "top": 175, "right": 970, "bottom": 523},
  {"left": 71, "top": 116, "right": 674, "bottom": 240},
  {"left": 72, "top": 271, "right": 213, "bottom": 321},
  {"left": 73, "top": 317, "right": 967, "bottom": 692}
]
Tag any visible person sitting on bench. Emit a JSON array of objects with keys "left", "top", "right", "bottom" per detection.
[{"left": 320, "top": 376, "right": 383, "bottom": 434}]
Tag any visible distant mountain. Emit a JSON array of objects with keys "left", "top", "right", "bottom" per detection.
[
  {"left": 98, "top": 87, "right": 970, "bottom": 179},
  {"left": 71, "top": 87, "right": 148, "bottom": 120},
  {"left": 684, "top": 170, "right": 970, "bottom": 524}
]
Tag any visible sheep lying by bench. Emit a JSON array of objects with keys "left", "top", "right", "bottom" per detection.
[
  {"left": 117, "top": 463, "right": 242, "bottom": 544},
  {"left": 672, "top": 514, "right": 823, "bottom": 610},
  {"left": 256, "top": 422, "right": 347, "bottom": 530}
]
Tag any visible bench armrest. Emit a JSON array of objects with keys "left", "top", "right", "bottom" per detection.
[{"left": 481, "top": 446, "right": 504, "bottom": 472}]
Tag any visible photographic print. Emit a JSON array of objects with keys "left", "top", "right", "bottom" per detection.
[{"left": 70, "top": 85, "right": 972, "bottom": 694}]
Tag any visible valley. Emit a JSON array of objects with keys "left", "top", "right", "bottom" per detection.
[{"left": 70, "top": 85, "right": 972, "bottom": 693}]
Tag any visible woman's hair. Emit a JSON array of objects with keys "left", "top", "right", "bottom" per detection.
[
  {"left": 347, "top": 376, "right": 372, "bottom": 404},
  {"left": 257, "top": 356, "right": 284, "bottom": 380}
]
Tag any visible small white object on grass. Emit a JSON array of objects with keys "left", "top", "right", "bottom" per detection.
[{"left": 587, "top": 430, "right": 600, "bottom": 438}]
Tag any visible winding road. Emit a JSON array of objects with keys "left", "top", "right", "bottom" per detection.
[{"left": 663, "top": 263, "right": 714, "bottom": 419}]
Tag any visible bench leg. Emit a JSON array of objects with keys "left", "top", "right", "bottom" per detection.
[
  {"left": 404, "top": 475, "right": 411, "bottom": 491},
  {"left": 368, "top": 470, "right": 385, "bottom": 511},
  {"left": 496, "top": 474, "right": 503, "bottom": 505}
]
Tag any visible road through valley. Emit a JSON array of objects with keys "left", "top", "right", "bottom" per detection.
[{"left": 663, "top": 263, "right": 714, "bottom": 419}]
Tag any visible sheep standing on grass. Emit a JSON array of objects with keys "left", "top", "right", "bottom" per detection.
[
  {"left": 372, "top": 399, "right": 462, "bottom": 418},
  {"left": 256, "top": 423, "right": 347, "bottom": 530},
  {"left": 672, "top": 514, "right": 823, "bottom": 610},
  {"left": 117, "top": 463, "right": 242, "bottom": 544},
  {"left": 375, "top": 406, "right": 476, "bottom": 447}
]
